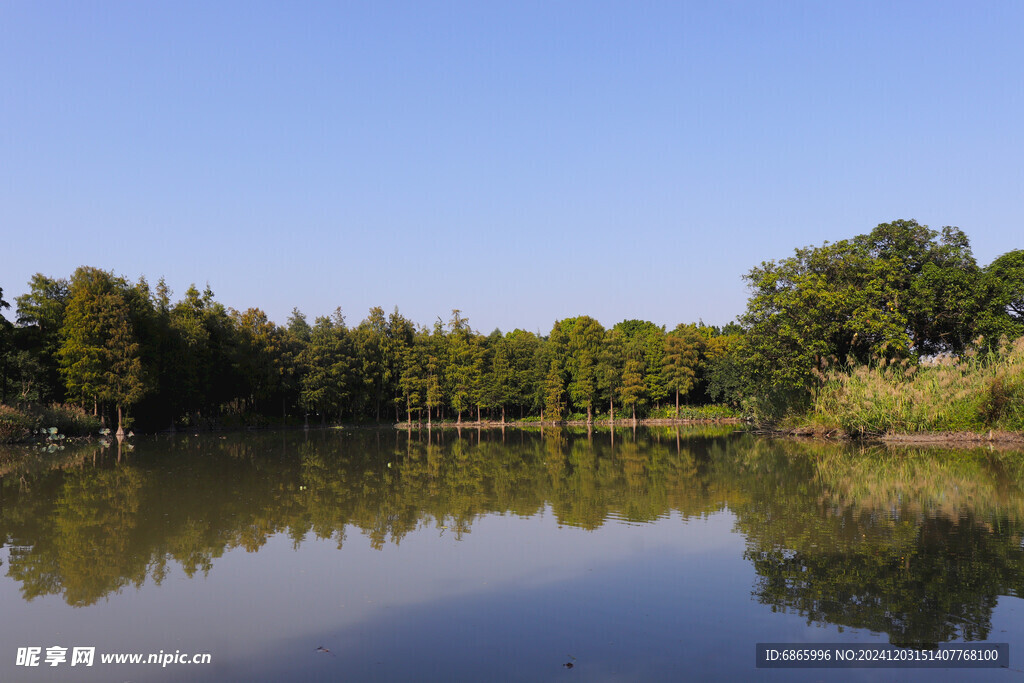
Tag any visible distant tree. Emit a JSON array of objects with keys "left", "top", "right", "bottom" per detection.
[
  {"left": 663, "top": 325, "right": 702, "bottom": 417},
  {"left": 387, "top": 308, "right": 416, "bottom": 422},
  {"left": 0, "top": 286, "right": 12, "bottom": 403},
  {"left": 424, "top": 319, "right": 446, "bottom": 426},
  {"left": 58, "top": 267, "right": 147, "bottom": 434},
  {"left": 299, "top": 309, "right": 351, "bottom": 423},
  {"left": 232, "top": 307, "right": 284, "bottom": 413},
  {"left": 613, "top": 320, "right": 666, "bottom": 410},
  {"left": 485, "top": 332, "right": 514, "bottom": 423},
  {"left": 353, "top": 307, "right": 389, "bottom": 420},
  {"left": 976, "top": 250, "right": 1024, "bottom": 344},
  {"left": 398, "top": 327, "right": 428, "bottom": 424},
  {"left": 553, "top": 316, "right": 605, "bottom": 423},
  {"left": 703, "top": 332, "right": 745, "bottom": 406},
  {"left": 596, "top": 329, "right": 624, "bottom": 422},
  {"left": 543, "top": 359, "right": 565, "bottom": 422},
  {"left": 505, "top": 329, "right": 540, "bottom": 419},
  {"left": 15, "top": 273, "right": 70, "bottom": 403},
  {"left": 445, "top": 310, "right": 480, "bottom": 424},
  {"left": 618, "top": 335, "right": 647, "bottom": 423}
]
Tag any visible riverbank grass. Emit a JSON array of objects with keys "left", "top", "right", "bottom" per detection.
[{"left": 801, "top": 337, "right": 1024, "bottom": 436}]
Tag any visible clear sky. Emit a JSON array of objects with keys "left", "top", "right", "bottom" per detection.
[{"left": 2, "top": 1, "right": 1022, "bottom": 334}]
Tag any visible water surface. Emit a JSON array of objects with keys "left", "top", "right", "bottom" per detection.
[{"left": 1, "top": 427, "right": 1022, "bottom": 681}]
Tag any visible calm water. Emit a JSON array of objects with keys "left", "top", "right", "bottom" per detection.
[{"left": 1, "top": 427, "right": 1023, "bottom": 682}]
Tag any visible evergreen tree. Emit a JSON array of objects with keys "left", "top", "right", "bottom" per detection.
[
  {"left": 15, "top": 274, "right": 70, "bottom": 403},
  {"left": 663, "top": 325, "right": 702, "bottom": 417},
  {"left": 58, "top": 267, "right": 147, "bottom": 433}
]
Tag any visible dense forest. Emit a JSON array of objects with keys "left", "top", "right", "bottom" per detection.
[
  {"left": 1, "top": 219, "right": 1022, "bottom": 434},
  {"left": 0, "top": 271, "right": 741, "bottom": 433}
]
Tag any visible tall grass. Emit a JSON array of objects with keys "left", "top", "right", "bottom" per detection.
[{"left": 808, "top": 337, "right": 1024, "bottom": 435}]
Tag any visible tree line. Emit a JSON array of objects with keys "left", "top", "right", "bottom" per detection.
[
  {"left": 2, "top": 219, "right": 1021, "bottom": 431},
  {"left": 0, "top": 268, "right": 740, "bottom": 432}
]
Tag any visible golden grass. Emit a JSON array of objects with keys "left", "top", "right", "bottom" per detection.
[{"left": 808, "top": 337, "right": 1024, "bottom": 435}]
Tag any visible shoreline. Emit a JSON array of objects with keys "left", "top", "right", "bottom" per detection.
[
  {"left": 771, "top": 426, "right": 1024, "bottom": 448},
  {"left": 393, "top": 417, "right": 745, "bottom": 429}
]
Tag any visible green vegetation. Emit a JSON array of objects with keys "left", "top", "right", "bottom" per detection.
[
  {"left": 0, "top": 404, "right": 101, "bottom": 443},
  {"left": 2, "top": 219, "right": 1021, "bottom": 438},
  {"left": 0, "top": 270, "right": 739, "bottom": 437},
  {"left": 729, "top": 219, "right": 1024, "bottom": 432},
  {"left": 802, "top": 338, "right": 1024, "bottom": 435}
]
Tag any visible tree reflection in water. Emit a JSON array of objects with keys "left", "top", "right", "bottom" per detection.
[{"left": 0, "top": 428, "right": 1022, "bottom": 648}]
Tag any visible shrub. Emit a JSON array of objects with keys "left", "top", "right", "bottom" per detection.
[
  {"left": 0, "top": 405, "right": 33, "bottom": 443},
  {"left": 31, "top": 404, "right": 103, "bottom": 437}
]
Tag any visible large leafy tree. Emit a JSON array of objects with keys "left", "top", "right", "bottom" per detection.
[
  {"left": 858, "top": 220, "right": 981, "bottom": 356},
  {"left": 976, "top": 250, "right": 1024, "bottom": 344},
  {"left": 739, "top": 220, "right": 982, "bottom": 414}
]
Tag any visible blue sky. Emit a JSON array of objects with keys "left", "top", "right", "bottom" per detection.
[{"left": 2, "top": 1, "right": 1022, "bottom": 334}]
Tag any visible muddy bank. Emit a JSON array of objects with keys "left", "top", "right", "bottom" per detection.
[{"left": 769, "top": 426, "right": 1024, "bottom": 448}]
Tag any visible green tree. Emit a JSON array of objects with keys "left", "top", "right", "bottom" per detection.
[
  {"left": 424, "top": 319, "right": 447, "bottom": 426},
  {"left": 618, "top": 335, "right": 647, "bottom": 423},
  {"left": 15, "top": 274, "right": 70, "bottom": 403},
  {"left": 596, "top": 329, "right": 624, "bottom": 422},
  {"left": 553, "top": 316, "right": 605, "bottom": 423},
  {"left": 741, "top": 237, "right": 908, "bottom": 407},
  {"left": 445, "top": 310, "right": 480, "bottom": 424},
  {"left": 299, "top": 309, "right": 351, "bottom": 423},
  {"left": 505, "top": 329, "right": 541, "bottom": 419},
  {"left": 58, "top": 267, "right": 147, "bottom": 433},
  {"left": 976, "top": 250, "right": 1024, "bottom": 344},
  {"left": 543, "top": 359, "right": 565, "bottom": 422},
  {"left": 0, "top": 286, "right": 12, "bottom": 403},
  {"left": 663, "top": 325, "right": 702, "bottom": 417},
  {"left": 485, "top": 332, "right": 514, "bottom": 423},
  {"left": 233, "top": 307, "right": 284, "bottom": 414},
  {"left": 386, "top": 308, "right": 415, "bottom": 422},
  {"left": 398, "top": 327, "right": 428, "bottom": 424}
]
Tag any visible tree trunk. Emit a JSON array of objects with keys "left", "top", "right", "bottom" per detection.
[
  {"left": 116, "top": 404, "right": 125, "bottom": 437},
  {"left": 501, "top": 405, "right": 506, "bottom": 425},
  {"left": 587, "top": 404, "right": 592, "bottom": 425},
  {"left": 609, "top": 398, "right": 614, "bottom": 425},
  {"left": 675, "top": 389, "right": 680, "bottom": 419}
]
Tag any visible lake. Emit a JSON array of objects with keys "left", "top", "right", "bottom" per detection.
[{"left": 1, "top": 426, "right": 1022, "bottom": 681}]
